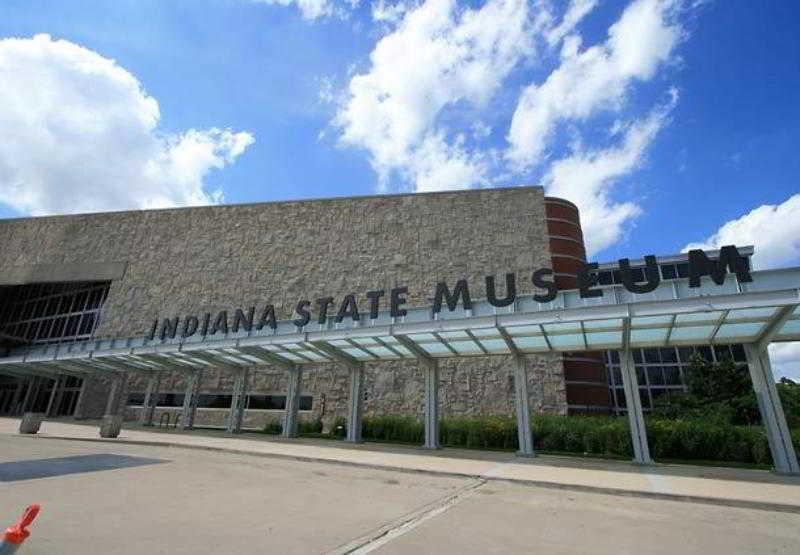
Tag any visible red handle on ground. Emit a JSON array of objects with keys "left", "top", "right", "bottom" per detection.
[{"left": 3, "top": 504, "right": 40, "bottom": 545}]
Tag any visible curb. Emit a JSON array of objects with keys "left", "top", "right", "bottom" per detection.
[{"left": 11, "top": 433, "right": 800, "bottom": 515}]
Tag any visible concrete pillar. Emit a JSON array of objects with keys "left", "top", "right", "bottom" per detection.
[
  {"left": 619, "top": 348, "right": 651, "bottom": 464},
  {"left": 45, "top": 376, "right": 62, "bottom": 417},
  {"left": 346, "top": 365, "right": 364, "bottom": 443},
  {"left": 282, "top": 366, "right": 302, "bottom": 438},
  {"left": 744, "top": 344, "right": 800, "bottom": 475},
  {"left": 513, "top": 355, "right": 535, "bottom": 457},
  {"left": 180, "top": 370, "right": 203, "bottom": 430},
  {"left": 227, "top": 368, "right": 249, "bottom": 434},
  {"left": 423, "top": 360, "right": 440, "bottom": 450},
  {"left": 139, "top": 372, "right": 161, "bottom": 426}
]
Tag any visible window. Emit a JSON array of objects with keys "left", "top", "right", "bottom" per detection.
[
  {"left": 606, "top": 343, "right": 749, "bottom": 414},
  {"left": 0, "top": 281, "right": 110, "bottom": 346}
]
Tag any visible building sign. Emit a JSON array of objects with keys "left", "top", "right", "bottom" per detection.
[{"left": 147, "top": 246, "right": 752, "bottom": 341}]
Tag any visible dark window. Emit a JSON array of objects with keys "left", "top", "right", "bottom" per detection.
[
  {"left": 127, "top": 393, "right": 145, "bottom": 406},
  {"left": 677, "top": 346, "right": 694, "bottom": 361},
  {"left": 647, "top": 367, "right": 665, "bottom": 385},
  {"left": 639, "top": 388, "right": 651, "bottom": 409},
  {"left": 609, "top": 351, "right": 620, "bottom": 364},
  {"left": 198, "top": 394, "right": 233, "bottom": 408},
  {"left": 660, "top": 347, "right": 678, "bottom": 363},
  {"left": 630, "top": 267, "right": 645, "bottom": 282},
  {"left": 248, "top": 395, "right": 286, "bottom": 410},
  {"left": 616, "top": 388, "right": 626, "bottom": 408},
  {"left": 644, "top": 348, "right": 660, "bottom": 363},
  {"left": 598, "top": 271, "right": 613, "bottom": 285},
  {"left": 663, "top": 366, "right": 681, "bottom": 385},
  {"left": 696, "top": 346, "right": 713, "bottom": 362},
  {"left": 612, "top": 367, "right": 622, "bottom": 385},
  {"left": 632, "top": 349, "right": 643, "bottom": 364},
  {"left": 660, "top": 264, "right": 677, "bottom": 279},
  {"left": 676, "top": 263, "right": 689, "bottom": 278},
  {"left": 714, "top": 345, "right": 732, "bottom": 362},
  {"left": 731, "top": 344, "right": 747, "bottom": 363},
  {"left": 299, "top": 395, "right": 313, "bottom": 411},
  {"left": 635, "top": 367, "right": 645, "bottom": 384}
]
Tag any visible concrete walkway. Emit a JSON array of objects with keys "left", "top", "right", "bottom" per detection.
[{"left": 2, "top": 417, "right": 799, "bottom": 513}]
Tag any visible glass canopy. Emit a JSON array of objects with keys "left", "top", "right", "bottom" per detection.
[{"left": 1, "top": 267, "right": 799, "bottom": 378}]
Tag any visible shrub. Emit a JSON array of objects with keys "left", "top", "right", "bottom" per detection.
[
  {"left": 354, "top": 413, "right": 789, "bottom": 466},
  {"left": 262, "top": 418, "right": 282, "bottom": 435},
  {"left": 299, "top": 419, "right": 323, "bottom": 435},
  {"left": 362, "top": 415, "right": 423, "bottom": 443}
]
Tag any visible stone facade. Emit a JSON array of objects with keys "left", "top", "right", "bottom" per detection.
[{"left": 0, "top": 187, "right": 567, "bottom": 426}]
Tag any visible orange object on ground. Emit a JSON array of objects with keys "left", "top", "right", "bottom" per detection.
[{"left": 3, "top": 504, "right": 40, "bottom": 545}]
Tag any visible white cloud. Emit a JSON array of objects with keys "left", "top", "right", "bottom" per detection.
[
  {"left": 683, "top": 194, "right": 800, "bottom": 270},
  {"left": 0, "top": 34, "right": 253, "bottom": 216},
  {"left": 545, "top": 0, "right": 598, "bottom": 47},
  {"left": 769, "top": 342, "right": 800, "bottom": 382},
  {"left": 507, "top": 0, "right": 683, "bottom": 169},
  {"left": 254, "top": 0, "right": 355, "bottom": 20},
  {"left": 372, "top": 0, "right": 413, "bottom": 24},
  {"left": 334, "top": 0, "right": 539, "bottom": 191},
  {"left": 542, "top": 91, "right": 677, "bottom": 256}
]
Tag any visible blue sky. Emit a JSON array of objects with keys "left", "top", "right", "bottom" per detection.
[{"left": 0, "top": 1, "right": 799, "bottom": 373}]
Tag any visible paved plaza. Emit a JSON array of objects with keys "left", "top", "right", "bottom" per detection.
[{"left": 1, "top": 418, "right": 799, "bottom": 554}]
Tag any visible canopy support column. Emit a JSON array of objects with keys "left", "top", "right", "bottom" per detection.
[
  {"left": 100, "top": 373, "right": 128, "bottom": 438},
  {"left": 346, "top": 365, "right": 365, "bottom": 443},
  {"left": 619, "top": 346, "right": 652, "bottom": 464},
  {"left": 744, "top": 344, "right": 799, "bottom": 475},
  {"left": 423, "top": 359, "right": 440, "bottom": 450},
  {"left": 20, "top": 377, "right": 39, "bottom": 413},
  {"left": 45, "top": 376, "right": 62, "bottom": 417},
  {"left": 180, "top": 370, "right": 203, "bottom": 430},
  {"left": 9, "top": 378, "right": 26, "bottom": 416},
  {"left": 140, "top": 372, "right": 161, "bottom": 426},
  {"left": 282, "top": 366, "right": 302, "bottom": 438},
  {"left": 227, "top": 368, "right": 249, "bottom": 434},
  {"left": 513, "top": 354, "right": 535, "bottom": 457}
]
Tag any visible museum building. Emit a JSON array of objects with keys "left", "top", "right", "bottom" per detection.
[{"left": 0, "top": 186, "right": 797, "bottom": 474}]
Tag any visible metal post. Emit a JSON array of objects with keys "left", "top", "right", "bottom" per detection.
[
  {"left": 513, "top": 354, "right": 535, "bottom": 456},
  {"left": 72, "top": 377, "right": 91, "bottom": 419},
  {"left": 346, "top": 366, "right": 364, "bottom": 443},
  {"left": 140, "top": 373, "right": 161, "bottom": 426},
  {"left": 423, "top": 359, "right": 440, "bottom": 450},
  {"left": 282, "top": 366, "right": 302, "bottom": 438},
  {"left": 20, "top": 377, "right": 38, "bottom": 414},
  {"left": 744, "top": 344, "right": 800, "bottom": 475},
  {"left": 100, "top": 373, "right": 128, "bottom": 438},
  {"left": 9, "top": 378, "right": 25, "bottom": 416},
  {"left": 226, "top": 368, "right": 249, "bottom": 434},
  {"left": 619, "top": 347, "right": 652, "bottom": 464},
  {"left": 45, "top": 376, "right": 61, "bottom": 417},
  {"left": 180, "top": 370, "right": 203, "bottom": 430},
  {"left": 104, "top": 374, "right": 127, "bottom": 416}
]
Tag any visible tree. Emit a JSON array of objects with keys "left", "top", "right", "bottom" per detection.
[{"left": 652, "top": 354, "right": 760, "bottom": 424}]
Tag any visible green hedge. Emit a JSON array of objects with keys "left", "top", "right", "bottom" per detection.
[
  {"left": 342, "top": 414, "right": 798, "bottom": 466},
  {"left": 260, "top": 418, "right": 323, "bottom": 436}
]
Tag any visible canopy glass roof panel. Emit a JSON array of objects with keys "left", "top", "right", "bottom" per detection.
[{"left": 2, "top": 266, "right": 798, "bottom": 377}]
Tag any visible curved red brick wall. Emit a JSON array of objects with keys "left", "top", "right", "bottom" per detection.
[{"left": 544, "top": 197, "right": 612, "bottom": 414}]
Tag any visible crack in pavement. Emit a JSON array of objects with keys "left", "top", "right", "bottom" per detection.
[{"left": 329, "top": 478, "right": 487, "bottom": 555}]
